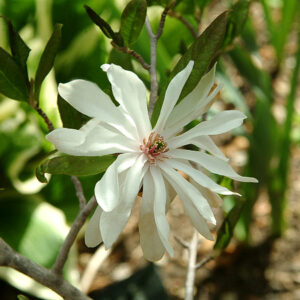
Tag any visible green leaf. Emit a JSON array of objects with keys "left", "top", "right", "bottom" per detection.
[
  {"left": 108, "top": 47, "right": 134, "bottom": 71},
  {"left": 34, "top": 24, "right": 63, "bottom": 100},
  {"left": 17, "top": 295, "right": 31, "bottom": 300},
  {"left": 195, "top": 0, "right": 212, "bottom": 10},
  {"left": 146, "top": 0, "right": 170, "bottom": 6},
  {"left": 223, "top": 0, "right": 250, "bottom": 48},
  {"left": 40, "top": 154, "right": 116, "bottom": 176},
  {"left": 175, "top": 0, "right": 195, "bottom": 14},
  {"left": 85, "top": 5, "right": 124, "bottom": 46},
  {"left": 214, "top": 198, "right": 245, "bottom": 251},
  {"left": 0, "top": 47, "right": 29, "bottom": 101},
  {"left": 120, "top": 0, "right": 147, "bottom": 46},
  {"left": 151, "top": 11, "right": 227, "bottom": 125},
  {"left": 57, "top": 94, "right": 87, "bottom": 130},
  {"left": 4, "top": 18, "right": 31, "bottom": 74}
]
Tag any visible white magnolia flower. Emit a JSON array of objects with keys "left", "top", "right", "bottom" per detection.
[{"left": 47, "top": 61, "right": 257, "bottom": 261}]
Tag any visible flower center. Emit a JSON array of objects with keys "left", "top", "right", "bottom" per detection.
[{"left": 140, "top": 132, "right": 169, "bottom": 164}]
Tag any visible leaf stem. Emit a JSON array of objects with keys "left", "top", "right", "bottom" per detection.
[{"left": 111, "top": 41, "right": 150, "bottom": 71}]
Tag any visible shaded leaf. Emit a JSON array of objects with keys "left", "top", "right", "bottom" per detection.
[
  {"left": 85, "top": 5, "right": 124, "bottom": 46},
  {"left": 175, "top": 0, "right": 195, "bottom": 14},
  {"left": 34, "top": 24, "right": 63, "bottom": 100},
  {"left": 0, "top": 47, "right": 29, "bottom": 101},
  {"left": 120, "top": 0, "right": 147, "bottom": 46},
  {"left": 195, "top": 0, "right": 212, "bottom": 10},
  {"left": 108, "top": 48, "right": 134, "bottom": 71},
  {"left": 40, "top": 154, "right": 116, "bottom": 177},
  {"left": 4, "top": 18, "right": 31, "bottom": 74},
  {"left": 57, "top": 94, "right": 87, "bottom": 130},
  {"left": 151, "top": 12, "right": 227, "bottom": 125},
  {"left": 214, "top": 198, "right": 245, "bottom": 250},
  {"left": 146, "top": 0, "right": 170, "bottom": 6},
  {"left": 223, "top": 0, "right": 250, "bottom": 48}
]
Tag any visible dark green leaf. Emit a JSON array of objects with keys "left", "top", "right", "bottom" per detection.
[
  {"left": 223, "top": 0, "right": 250, "bottom": 48},
  {"left": 85, "top": 5, "right": 124, "bottom": 46},
  {"left": 0, "top": 47, "right": 29, "bottom": 101},
  {"left": 120, "top": 0, "right": 147, "bottom": 46},
  {"left": 57, "top": 94, "right": 87, "bottom": 129},
  {"left": 108, "top": 48, "right": 134, "bottom": 71},
  {"left": 151, "top": 11, "right": 227, "bottom": 125},
  {"left": 40, "top": 154, "right": 116, "bottom": 176},
  {"left": 195, "top": 0, "right": 212, "bottom": 10},
  {"left": 34, "top": 24, "right": 63, "bottom": 100},
  {"left": 214, "top": 198, "right": 245, "bottom": 250},
  {"left": 146, "top": 0, "right": 170, "bottom": 6},
  {"left": 4, "top": 18, "right": 31, "bottom": 74},
  {"left": 175, "top": 0, "right": 195, "bottom": 14},
  {"left": 35, "top": 165, "right": 48, "bottom": 183}
]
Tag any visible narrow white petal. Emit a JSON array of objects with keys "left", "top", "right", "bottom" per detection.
[
  {"left": 100, "top": 155, "right": 147, "bottom": 248},
  {"left": 154, "top": 61, "right": 194, "bottom": 133},
  {"left": 85, "top": 206, "right": 103, "bottom": 247},
  {"left": 164, "top": 159, "right": 239, "bottom": 196},
  {"left": 189, "top": 136, "right": 228, "bottom": 161},
  {"left": 161, "top": 166, "right": 214, "bottom": 240},
  {"left": 168, "top": 110, "right": 246, "bottom": 148},
  {"left": 150, "top": 167, "right": 174, "bottom": 257},
  {"left": 58, "top": 79, "right": 138, "bottom": 140},
  {"left": 95, "top": 153, "right": 138, "bottom": 212},
  {"left": 102, "top": 64, "right": 151, "bottom": 140},
  {"left": 170, "top": 149, "right": 258, "bottom": 183},
  {"left": 159, "top": 162, "right": 216, "bottom": 225},
  {"left": 163, "top": 82, "right": 222, "bottom": 139},
  {"left": 166, "top": 63, "right": 216, "bottom": 129},
  {"left": 139, "top": 171, "right": 165, "bottom": 261}
]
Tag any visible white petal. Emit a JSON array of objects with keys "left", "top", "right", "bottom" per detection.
[
  {"left": 166, "top": 63, "right": 216, "bottom": 129},
  {"left": 100, "top": 155, "right": 147, "bottom": 248},
  {"left": 159, "top": 162, "right": 216, "bottom": 225},
  {"left": 154, "top": 61, "right": 194, "bottom": 133},
  {"left": 102, "top": 64, "right": 151, "bottom": 140},
  {"left": 47, "top": 121, "right": 138, "bottom": 156},
  {"left": 170, "top": 149, "right": 258, "bottom": 183},
  {"left": 189, "top": 136, "right": 228, "bottom": 161},
  {"left": 150, "top": 167, "right": 174, "bottom": 257},
  {"left": 161, "top": 166, "right": 214, "bottom": 240},
  {"left": 168, "top": 110, "right": 246, "bottom": 148},
  {"left": 95, "top": 153, "right": 138, "bottom": 212},
  {"left": 85, "top": 206, "right": 103, "bottom": 247},
  {"left": 58, "top": 79, "right": 138, "bottom": 140},
  {"left": 164, "top": 159, "right": 239, "bottom": 196},
  {"left": 139, "top": 171, "right": 165, "bottom": 261}
]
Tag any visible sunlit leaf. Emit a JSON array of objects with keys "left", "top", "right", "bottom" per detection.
[
  {"left": 40, "top": 154, "right": 116, "bottom": 177},
  {"left": 214, "top": 198, "right": 245, "bottom": 250},
  {"left": 151, "top": 11, "right": 227, "bottom": 125},
  {"left": 34, "top": 24, "right": 63, "bottom": 100},
  {"left": 120, "top": 0, "right": 147, "bottom": 46},
  {"left": 0, "top": 48, "right": 29, "bottom": 101}
]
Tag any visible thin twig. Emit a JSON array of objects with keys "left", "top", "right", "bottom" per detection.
[
  {"left": 72, "top": 176, "right": 86, "bottom": 210},
  {"left": 174, "top": 235, "right": 189, "bottom": 249},
  {"left": 195, "top": 255, "right": 213, "bottom": 269},
  {"left": 185, "top": 229, "right": 198, "bottom": 300},
  {"left": 167, "top": 11, "right": 198, "bottom": 39},
  {"left": 111, "top": 41, "right": 150, "bottom": 71},
  {"left": 80, "top": 245, "right": 112, "bottom": 293},
  {"left": 52, "top": 196, "right": 97, "bottom": 275},
  {"left": 0, "top": 238, "right": 91, "bottom": 300},
  {"left": 146, "top": 1, "right": 176, "bottom": 118}
]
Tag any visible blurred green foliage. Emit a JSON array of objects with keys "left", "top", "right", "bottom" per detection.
[{"left": 0, "top": 0, "right": 300, "bottom": 298}]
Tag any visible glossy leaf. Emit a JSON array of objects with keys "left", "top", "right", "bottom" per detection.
[
  {"left": 214, "top": 198, "right": 245, "bottom": 250},
  {"left": 0, "top": 47, "right": 29, "bottom": 101},
  {"left": 40, "top": 154, "right": 116, "bottom": 177},
  {"left": 4, "top": 18, "right": 31, "bottom": 74},
  {"left": 85, "top": 5, "right": 124, "bottom": 46},
  {"left": 34, "top": 24, "right": 63, "bottom": 100},
  {"left": 151, "top": 12, "right": 227, "bottom": 125},
  {"left": 120, "top": 0, "right": 147, "bottom": 46}
]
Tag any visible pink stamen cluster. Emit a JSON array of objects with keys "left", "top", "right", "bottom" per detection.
[{"left": 140, "top": 132, "right": 169, "bottom": 164}]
